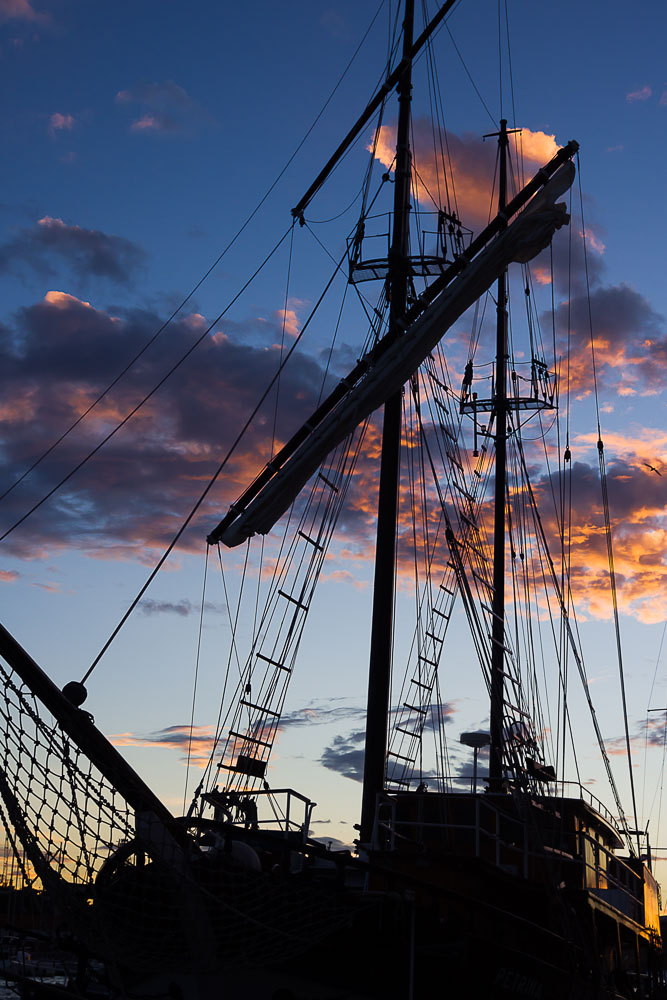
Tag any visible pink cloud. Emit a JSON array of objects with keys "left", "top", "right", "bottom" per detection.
[
  {"left": 583, "top": 228, "right": 606, "bottom": 254},
  {"left": 48, "top": 113, "right": 75, "bottom": 138},
  {"left": 0, "top": 0, "right": 41, "bottom": 22},
  {"left": 0, "top": 570, "right": 19, "bottom": 583},
  {"left": 626, "top": 86, "right": 652, "bottom": 103},
  {"left": 130, "top": 114, "right": 161, "bottom": 133}
]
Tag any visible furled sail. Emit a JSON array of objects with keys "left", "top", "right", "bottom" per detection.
[{"left": 215, "top": 161, "right": 575, "bottom": 548}]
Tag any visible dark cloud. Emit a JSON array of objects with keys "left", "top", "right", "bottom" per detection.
[
  {"left": 0, "top": 290, "right": 331, "bottom": 560},
  {"left": 552, "top": 283, "right": 666, "bottom": 397},
  {"left": 137, "top": 598, "right": 224, "bottom": 617},
  {"left": 115, "top": 81, "right": 216, "bottom": 136},
  {"left": 534, "top": 226, "right": 606, "bottom": 298},
  {"left": 278, "top": 699, "right": 367, "bottom": 731},
  {"left": 319, "top": 702, "right": 457, "bottom": 783},
  {"left": 320, "top": 729, "right": 366, "bottom": 781},
  {"left": 0, "top": 217, "right": 145, "bottom": 284}
]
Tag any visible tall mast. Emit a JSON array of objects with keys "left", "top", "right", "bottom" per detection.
[
  {"left": 359, "top": 0, "right": 414, "bottom": 844},
  {"left": 488, "top": 119, "right": 510, "bottom": 793}
]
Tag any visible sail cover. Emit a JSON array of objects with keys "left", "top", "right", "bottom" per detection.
[{"left": 219, "top": 162, "right": 575, "bottom": 548}]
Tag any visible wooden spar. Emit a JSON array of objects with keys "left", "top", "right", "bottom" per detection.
[
  {"left": 359, "top": 0, "right": 414, "bottom": 847},
  {"left": 488, "top": 118, "right": 511, "bottom": 793},
  {"left": 210, "top": 160, "right": 575, "bottom": 549},
  {"left": 208, "top": 143, "right": 577, "bottom": 548},
  {"left": 291, "top": 0, "right": 460, "bottom": 222}
]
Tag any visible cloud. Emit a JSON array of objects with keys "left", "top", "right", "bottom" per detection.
[
  {"left": 371, "top": 121, "right": 560, "bottom": 230},
  {"left": 274, "top": 298, "right": 306, "bottom": 339},
  {"left": 0, "top": 0, "right": 42, "bottom": 23},
  {"left": 0, "top": 290, "right": 330, "bottom": 561},
  {"left": 115, "top": 81, "right": 215, "bottom": 136},
  {"left": 137, "top": 598, "right": 200, "bottom": 617},
  {"left": 48, "top": 113, "right": 75, "bottom": 138},
  {"left": 532, "top": 451, "right": 667, "bottom": 624},
  {"left": 0, "top": 277, "right": 662, "bottom": 628},
  {"left": 0, "top": 217, "right": 145, "bottom": 284},
  {"left": 320, "top": 729, "right": 366, "bottom": 781},
  {"left": 137, "top": 598, "right": 224, "bottom": 616},
  {"left": 605, "top": 715, "right": 667, "bottom": 762},
  {"left": 552, "top": 283, "right": 666, "bottom": 397},
  {"left": 109, "top": 724, "right": 218, "bottom": 768},
  {"left": 584, "top": 228, "right": 606, "bottom": 255},
  {"left": 278, "top": 699, "right": 367, "bottom": 731},
  {"left": 318, "top": 702, "right": 456, "bottom": 783},
  {"left": 626, "top": 86, "right": 652, "bottom": 103},
  {"left": 0, "top": 569, "right": 19, "bottom": 582}
]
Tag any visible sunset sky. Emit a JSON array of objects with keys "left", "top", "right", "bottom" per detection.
[{"left": 1, "top": 0, "right": 666, "bottom": 876}]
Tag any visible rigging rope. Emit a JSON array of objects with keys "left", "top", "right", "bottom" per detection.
[
  {"left": 514, "top": 437, "right": 635, "bottom": 853},
  {"left": 80, "top": 240, "right": 349, "bottom": 684},
  {"left": 182, "top": 545, "right": 210, "bottom": 814},
  {"left": 0, "top": 223, "right": 294, "bottom": 546},
  {"left": 1, "top": 0, "right": 387, "bottom": 523},
  {"left": 578, "top": 155, "right": 641, "bottom": 853}
]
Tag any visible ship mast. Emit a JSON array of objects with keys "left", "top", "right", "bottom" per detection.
[
  {"left": 359, "top": 0, "right": 414, "bottom": 844},
  {"left": 487, "top": 118, "right": 516, "bottom": 793}
]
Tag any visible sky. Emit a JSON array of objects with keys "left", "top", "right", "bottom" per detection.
[{"left": 0, "top": 0, "right": 666, "bottom": 882}]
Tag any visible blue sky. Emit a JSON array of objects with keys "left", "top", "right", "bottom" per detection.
[{"left": 1, "top": 0, "right": 666, "bottom": 871}]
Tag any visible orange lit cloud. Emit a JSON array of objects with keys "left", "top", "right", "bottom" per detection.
[
  {"left": 109, "top": 724, "right": 218, "bottom": 768},
  {"left": 532, "top": 266, "right": 552, "bottom": 286},
  {"left": 372, "top": 120, "right": 560, "bottom": 229},
  {"left": 274, "top": 297, "right": 306, "bottom": 338},
  {"left": 531, "top": 446, "right": 666, "bottom": 625}
]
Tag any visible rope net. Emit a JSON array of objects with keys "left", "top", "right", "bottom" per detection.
[{"left": 0, "top": 656, "right": 362, "bottom": 985}]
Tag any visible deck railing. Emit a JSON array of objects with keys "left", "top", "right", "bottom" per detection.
[{"left": 374, "top": 791, "right": 647, "bottom": 927}]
